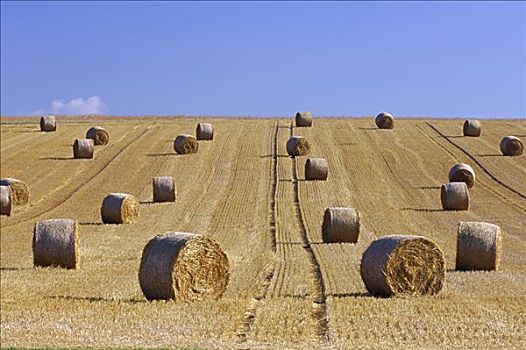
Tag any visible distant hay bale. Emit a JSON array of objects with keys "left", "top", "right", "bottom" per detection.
[
  {"left": 295, "top": 112, "right": 313, "bottom": 127},
  {"left": 463, "top": 120, "right": 481, "bottom": 137},
  {"left": 0, "top": 185, "right": 12, "bottom": 216},
  {"left": 0, "top": 178, "right": 29, "bottom": 206},
  {"left": 360, "top": 235, "right": 445, "bottom": 297},
  {"left": 286, "top": 136, "right": 310, "bottom": 157},
  {"left": 73, "top": 139, "right": 94, "bottom": 159},
  {"left": 305, "top": 158, "right": 328, "bottom": 180},
  {"left": 139, "top": 232, "right": 230, "bottom": 301},
  {"left": 33, "top": 219, "right": 79, "bottom": 269},
  {"left": 322, "top": 207, "right": 360, "bottom": 243},
  {"left": 101, "top": 193, "right": 140, "bottom": 224},
  {"left": 500, "top": 136, "right": 523, "bottom": 156},
  {"left": 441, "top": 182, "right": 469, "bottom": 211},
  {"left": 456, "top": 222, "right": 502, "bottom": 271},
  {"left": 375, "top": 112, "right": 394, "bottom": 129},
  {"left": 174, "top": 134, "right": 199, "bottom": 154},
  {"left": 196, "top": 123, "right": 214, "bottom": 140},
  {"left": 86, "top": 126, "right": 110, "bottom": 145},
  {"left": 40, "top": 115, "right": 56, "bottom": 132},
  {"left": 448, "top": 163, "right": 476, "bottom": 188},
  {"left": 153, "top": 176, "right": 176, "bottom": 203}
]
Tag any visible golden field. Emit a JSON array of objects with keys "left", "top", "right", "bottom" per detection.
[{"left": 1, "top": 116, "right": 525, "bottom": 350}]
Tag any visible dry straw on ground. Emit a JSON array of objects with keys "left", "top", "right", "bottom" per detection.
[
  {"left": 101, "top": 193, "right": 140, "bottom": 224},
  {"left": 73, "top": 139, "right": 95, "bottom": 159},
  {"left": 375, "top": 112, "right": 394, "bottom": 129},
  {"left": 463, "top": 120, "right": 481, "bottom": 137},
  {"left": 360, "top": 235, "right": 445, "bottom": 297},
  {"left": 456, "top": 221, "right": 502, "bottom": 271},
  {"left": 305, "top": 158, "right": 328, "bottom": 180},
  {"left": 295, "top": 112, "right": 313, "bottom": 127},
  {"left": 40, "top": 115, "right": 56, "bottom": 132},
  {"left": 139, "top": 232, "right": 230, "bottom": 301},
  {"left": 322, "top": 207, "right": 360, "bottom": 243},
  {"left": 500, "top": 136, "right": 523, "bottom": 156},
  {"left": 86, "top": 126, "right": 110, "bottom": 145},
  {"left": 0, "top": 178, "right": 29, "bottom": 206},
  {"left": 441, "top": 182, "right": 469, "bottom": 210},
  {"left": 448, "top": 163, "right": 476, "bottom": 188},
  {"left": 0, "top": 185, "right": 12, "bottom": 216},
  {"left": 174, "top": 134, "right": 199, "bottom": 154},
  {"left": 286, "top": 136, "right": 310, "bottom": 157},
  {"left": 33, "top": 219, "right": 79, "bottom": 269},
  {"left": 196, "top": 123, "right": 214, "bottom": 140},
  {"left": 153, "top": 176, "right": 176, "bottom": 203}
]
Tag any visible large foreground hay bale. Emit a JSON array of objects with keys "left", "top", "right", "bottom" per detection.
[
  {"left": 0, "top": 178, "right": 29, "bottom": 206},
  {"left": 139, "top": 232, "right": 230, "bottom": 301},
  {"left": 286, "top": 136, "right": 310, "bottom": 157},
  {"left": 305, "top": 158, "right": 328, "bottom": 180},
  {"left": 375, "top": 112, "right": 394, "bottom": 129},
  {"left": 73, "top": 139, "right": 94, "bottom": 159},
  {"left": 500, "top": 136, "right": 523, "bottom": 156},
  {"left": 295, "top": 112, "right": 313, "bottom": 127},
  {"left": 196, "top": 123, "right": 214, "bottom": 140},
  {"left": 40, "top": 115, "right": 56, "bottom": 132},
  {"left": 360, "top": 235, "right": 445, "bottom": 297},
  {"left": 463, "top": 120, "right": 481, "bottom": 137},
  {"left": 448, "top": 163, "right": 476, "bottom": 188},
  {"left": 441, "top": 182, "right": 469, "bottom": 210},
  {"left": 86, "top": 126, "right": 110, "bottom": 145},
  {"left": 322, "top": 207, "right": 360, "bottom": 243},
  {"left": 33, "top": 219, "right": 79, "bottom": 269},
  {"left": 456, "top": 222, "right": 502, "bottom": 271},
  {"left": 101, "top": 193, "right": 140, "bottom": 224},
  {"left": 153, "top": 176, "right": 176, "bottom": 203},
  {"left": 174, "top": 134, "right": 199, "bottom": 154},
  {"left": 0, "top": 186, "right": 12, "bottom": 216}
]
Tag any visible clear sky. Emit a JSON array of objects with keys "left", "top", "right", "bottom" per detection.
[{"left": 1, "top": 1, "right": 525, "bottom": 117}]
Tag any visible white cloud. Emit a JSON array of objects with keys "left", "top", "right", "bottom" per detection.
[{"left": 33, "top": 96, "right": 107, "bottom": 115}]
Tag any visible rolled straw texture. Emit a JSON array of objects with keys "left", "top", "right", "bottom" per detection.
[
  {"left": 441, "top": 182, "right": 469, "bottom": 210},
  {"left": 101, "top": 193, "right": 140, "bottom": 224},
  {"left": 40, "top": 116, "right": 56, "bottom": 132},
  {"left": 456, "top": 222, "right": 502, "bottom": 271},
  {"left": 153, "top": 176, "right": 176, "bottom": 203},
  {"left": 375, "top": 112, "right": 394, "bottom": 129},
  {"left": 448, "top": 163, "right": 476, "bottom": 188},
  {"left": 33, "top": 219, "right": 79, "bottom": 269},
  {"left": 0, "top": 185, "right": 12, "bottom": 216},
  {"left": 73, "top": 139, "right": 95, "bottom": 159},
  {"left": 174, "top": 134, "right": 199, "bottom": 154},
  {"left": 295, "top": 112, "right": 313, "bottom": 127},
  {"left": 286, "top": 136, "right": 310, "bottom": 157},
  {"left": 463, "top": 120, "right": 481, "bottom": 137},
  {"left": 196, "top": 123, "right": 214, "bottom": 140},
  {"left": 322, "top": 207, "right": 360, "bottom": 243},
  {"left": 305, "top": 158, "right": 328, "bottom": 180},
  {"left": 86, "top": 126, "right": 110, "bottom": 145},
  {"left": 0, "top": 178, "right": 30, "bottom": 206},
  {"left": 500, "top": 136, "right": 523, "bottom": 156}
]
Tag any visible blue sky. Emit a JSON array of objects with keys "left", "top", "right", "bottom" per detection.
[{"left": 1, "top": 1, "right": 525, "bottom": 117}]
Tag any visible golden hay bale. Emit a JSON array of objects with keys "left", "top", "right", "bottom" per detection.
[
  {"left": 463, "top": 120, "right": 481, "bottom": 137},
  {"left": 0, "top": 178, "right": 30, "bottom": 206},
  {"left": 139, "top": 232, "right": 230, "bottom": 301},
  {"left": 33, "top": 219, "right": 79, "bottom": 269},
  {"left": 153, "top": 176, "right": 176, "bottom": 203},
  {"left": 500, "top": 136, "right": 523, "bottom": 156},
  {"left": 448, "top": 163, "right": 476, "bottom": 188},
  {"left": 375, "top": 112, "right": 394, "bottom": 129},
  {"left": 86, "top": 126, "right": 110, "bottom": 145},
  {"left": 360, "top": 235, "right": 445, "bottom": 297},
  {"left": 322, "top": 207, "right": 360, "bottom": 243},
  {"left": 73, "top": 139, "right": 95, "bottom": 159},
  {"left": 40, "top": 115, "right": 56, "bottom": 132},
  {"left": 305, "top": 158, "right": 328, "bottom": 180},
  {"left": 101, "top": 193, "right": 140, "bottom": 224},
  {"left": 456, "top": 222, "right": 502, "bottom": 271},
  {"left": 0, "top": 185, "right": 12, "bottom": 216},
  {"left": 441, "top": 182, "right": 469, "bottom": 211},
  {"left": 174, "top": 134, "right": 199, "bottom": 154},
  {"left": 286, "top": 136, "right": 310, "bottom": 157},
  {"left": 196, "top": 123, "right": 214, "bottom": 140},
  {"left": 295, "top": 111, "right": 313, "bottom": 127}
]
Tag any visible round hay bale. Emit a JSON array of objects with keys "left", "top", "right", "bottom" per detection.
[
  {"left": 322, "top": 207, "right": 360, "bottom": 243},
  {"left": 441, "top": 182, "right": 469, "bottom": 211},
  {"left": 196, "top": 123, "right": 214, "bottom": 140},
  {"left": 174, "top": 134, "right": 199, "bottom": 154},
  {"left": 86, "top": 126, "right": 110, "bottom": 145},
  {"left": 153, "top": 176, "right": 176, "bottom": 203},
  {"left": 73, "top": 139, "right": 94, "bottom": 159},
  {"left": 40, "top": 115, "right": 56, "bottom": 132},
  {"left": 139, "top": 232, "right": 230, "bottom": 301},
  {"left": 305, "top": 158, "right": 328, "bottom": 180},
  {"left": 0, "top": 178, "right": 30, "bottom": 206},
  {"left": 500, "top": 136, "right": 523, "bottom": 156},
  {"left": 456, "top": 222, "right": 502, "bottom": 271},
  {"left": 33, "top": 219, "right": 79, "bottom": 269},
  {"left": 0, "top": 185, "right": 12, "bottom": 216},
  {"left": 448, "top": 163, "right": 476, "bottom": 188},
  {"left": 360, "top": 235, "right": 445, "bottom": 297},
  {"left": 101, "top": 193, "right": 140, "bottom": 224},
  {"left": 286, "top": 136, "right": 310, "bottom": 157},
  {"left": 463, "top": 120, "right": 481, "bottom": 137},
  {"left": 375, "top": 112, "right": 394, "bottom": 129},
  {"left": 295, "top": 112, "right": 313, "bottom": 127}
]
